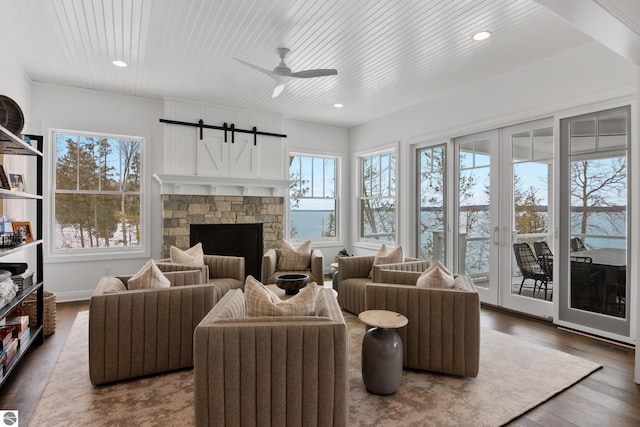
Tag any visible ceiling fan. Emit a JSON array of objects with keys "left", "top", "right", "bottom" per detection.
[{"left": 235, "top": 47, "right": 337, "bottom": 98}]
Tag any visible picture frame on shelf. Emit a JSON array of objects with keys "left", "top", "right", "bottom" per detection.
[
  {"left": 0, "top": 166, "right": 10, "bottom": 190},
  {"left": 9, "top": 173, "right": 25, "bottom": 192},
  {"left": 12, "top": 221, "right": 33, "bottom": 243}
]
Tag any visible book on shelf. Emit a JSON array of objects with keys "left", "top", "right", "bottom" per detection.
[
  {"left": 5, "top": 315, "right": 29, "bottom": 343},
  {"left": 3, "top": 338, "right": 18, "bottom": 366},
  {"left": 11, "top": 270, "right": 33, "bottom": 292},
  {"left": 0, "top": 325, "right": 14, "bottom": 351},
  {"left": 15, "top": 327, "right": 30, "bottom": 347}
]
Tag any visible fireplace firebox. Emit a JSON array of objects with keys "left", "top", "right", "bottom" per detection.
[{"left": 190, "top": 223, "right": 263, "bottom": 279}]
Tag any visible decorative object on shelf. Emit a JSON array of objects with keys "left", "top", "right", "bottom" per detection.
[
  {"left": 23, "top": 291, "right": 56, "bottom": 337},
  {"left": 0, "top": 166, "right": 10, "bottom": 190},
  {"left": 0, "top": 270, "right": 17, "bottom": 310},
  {"left": 0, "top": 95, "right": 25, "bottom": 136},
  {"left": 11, "top": 221, "right": 32, "bottom": 242},
  {"left": 0, "top": 233, "right": 21, "bottom": 248},
  {"left": 8, "top": 173, "right": 24, "bottom": 192},
  {"left": 11, "top": 270, "right": 33, "bottom": 293}
]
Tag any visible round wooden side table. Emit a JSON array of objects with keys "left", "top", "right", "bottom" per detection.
[{"left": 358, "top": 309, "right": 408, "bottom": 395}]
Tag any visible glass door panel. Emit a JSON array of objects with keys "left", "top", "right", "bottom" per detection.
[
  {"left": 559, "top": 106, "right": 630, "bottom": 340},
  {"left": 455, "top": 131, "right": 498, "bottom": 304},
  {"left": 503, "top": 119, "right": 554, "bottom": 318},
  {"left": 417, "top": 145, "right": 446, "bottom": 263}
]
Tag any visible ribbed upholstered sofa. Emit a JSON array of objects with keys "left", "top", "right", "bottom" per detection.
[
  {"left": 366, "top": 266, "right": 481, "bottom": 377},
  {"left": 194, "top": 287, "right": 349, "bottom": 427},
  {"left": 261, "top": 247, "right": 324, "bottom": 285},
  {"left": 156, "top": 254, "right": 245, "bottom": 301},
  {"left": 337, "top": 256, "right": 424, "bottom": 314},
  {"left": 89, "top": 270, "right": 215, "bottom": 385}
]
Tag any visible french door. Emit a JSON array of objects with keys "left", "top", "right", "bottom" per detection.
[
  {"left": 417, "top": 119, "right": 554, "bottom": 317},
  {"left": 558, "top": 106, "right": 630, "bottom": 340},
  {"left": 454, "top": 130, "right": 500, "bottom": 305},
  {"left": 499, "top": 119, "right": 554, "bottom": 318}
]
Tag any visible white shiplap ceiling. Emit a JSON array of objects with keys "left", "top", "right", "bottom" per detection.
[{"left": 0, "top": 0, "right": 635, "bottom": 128}]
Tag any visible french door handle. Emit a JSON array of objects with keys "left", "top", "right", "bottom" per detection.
[{"left": 493, "top": 226, "right": 499, "bottom": 245}]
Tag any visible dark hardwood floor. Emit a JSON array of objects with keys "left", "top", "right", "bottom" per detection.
[{"left": 1, "top": 300, "right": 638, "bottom": 426}]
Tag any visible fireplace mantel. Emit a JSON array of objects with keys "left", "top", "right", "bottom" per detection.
[{"left": 153, "top": 173, "right": 290, "bottom": 197}]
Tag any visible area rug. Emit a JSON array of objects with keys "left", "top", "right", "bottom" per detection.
[{"left": 30, "top": 311, "right": 601, "bottom": 426}]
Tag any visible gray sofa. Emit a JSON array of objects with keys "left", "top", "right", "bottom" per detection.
[
  {"left": 89, "top": 269, "right": 214, "bottom": 385},
  {"left": 194, "top": 287, "right": 349, "bottom": 426},
  {"left": 366, "top": 266, "right": 481, "bottom": 377},
  {"left": 336, "top": 256, "right": 425, "bottom": 314},
  {"left": 156, "top": 254, "right": 245, "bottom": 301}
]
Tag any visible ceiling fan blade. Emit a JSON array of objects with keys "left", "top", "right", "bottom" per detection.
[
  {"left": 234, "top": 58, "right": 278, "bottom": 78},
  {"left": 288, "top": 68, "right": 338, "bottom": 78},
  {"left": 272, "top": 83, "right": 286, "bottom": 98}
]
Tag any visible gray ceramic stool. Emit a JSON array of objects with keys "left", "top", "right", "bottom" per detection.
[{"left": 358, "top": 310, "right": 409, "bottom": 395}]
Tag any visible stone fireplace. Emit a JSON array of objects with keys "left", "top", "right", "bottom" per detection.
[{"left": 156, "top": 174, "right": 290, "bottom": 277}]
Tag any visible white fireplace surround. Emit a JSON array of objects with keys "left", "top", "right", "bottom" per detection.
[{"left": 153, "top": 174, "right": 291, "bottom": 197}]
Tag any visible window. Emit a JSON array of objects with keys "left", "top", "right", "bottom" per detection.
[
  {"left": 359, "top": 150, "right": 396, "bottom": 242},
  {"left": 52, "top": 130, "right": 143, "bottom": 252},
  {"left": 288, "top": 154, "right": 337, "bottom": 241}
]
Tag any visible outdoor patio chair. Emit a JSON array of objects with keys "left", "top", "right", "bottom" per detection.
[
  {"left": 533, "top": 241, "right": 554, "bottom": 280},
  {"left": 571, "top": 237, "right": 587, "bottom": 252},
  {"left": 513, "top": 243, "right": 551, "bottom": 300}
]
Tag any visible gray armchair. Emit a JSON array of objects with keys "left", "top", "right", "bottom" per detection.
[
  {"left": 336, "top": 256, "right": 424, "bottom": 314},
  {"left": 89, "top": 269, "right": 214, "bottom": 385},
  {"left": 156, "top": 254, "right": 245, "bottom": 301},
  {"left": 261, "top": 247, "right": 324, "bottom": 285},
  {"left": 194, "top": 287, "right": 348, "bottom": 426},
  {"left": 366, "top": 267, "right": 480, "bottom": 377}
]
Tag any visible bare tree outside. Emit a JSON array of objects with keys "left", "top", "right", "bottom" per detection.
[
  {"left": 570, "top": 157, "right": 626, "bottom": 248},
  {"left": 418, "top": 146, "right": 445, "bottom": 260},
  {"left": 360, "top": 152, "right": 396, "bottom": 242}
]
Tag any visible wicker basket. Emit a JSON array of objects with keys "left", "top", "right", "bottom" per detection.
[{"left": 23, "top": 290, "right": 56, "bottom": 337}]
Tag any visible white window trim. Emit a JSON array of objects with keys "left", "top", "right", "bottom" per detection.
[
  {"left": 287, "top": 152, "right": 341, "bottom": 243},
  {"left": 47, "top": 128, "right": 150, "bottom": 262}
]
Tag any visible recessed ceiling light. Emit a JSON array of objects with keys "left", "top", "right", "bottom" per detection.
[
  {"left": 333, "top": 103, "right": 344, "bottom": 108},
  {"left": 112, "top": 60, "right": 128, "bottom": 67},
  {"left": 472, "top": 31, "right": 492, "bottom": 41}
]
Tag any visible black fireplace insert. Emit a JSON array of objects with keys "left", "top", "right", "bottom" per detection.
[{"left": 190, "top": 223, "right": 263, "bottom": 279}]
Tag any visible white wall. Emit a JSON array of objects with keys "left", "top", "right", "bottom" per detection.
[
  {"left": 0, "top": 40, "right": 32, "bottom": 118},
  {"left": 31, "top": 84, "right": 164, "bottom": 301},
  {"left": 282, "top": 119, "right": 350, "bottom": 265}
]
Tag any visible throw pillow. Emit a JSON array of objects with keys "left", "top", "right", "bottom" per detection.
[
  {"left": 245, "top": 275, "right": 318, "bottom": 316},
  {"left": 276, "top": 240, "right": 312, "bottom": 271},
  {"left": 94, "top": 276, "right": 127, "bottom": 295},
  {"left": 416, "top": 261, "right": 455, "bottom": 289},
  {"left": 426, "top": 260, "right": 452, "bottom": 276},
  {"left": 369, "top": 244, "right": 404, "bottom": 279},
  {"left": 128, "top": 260, "right": 171, "bottom": 290},
  {"left": 170, "top": 242, "right": 204, "bottom": 266}
]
